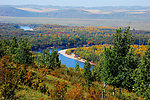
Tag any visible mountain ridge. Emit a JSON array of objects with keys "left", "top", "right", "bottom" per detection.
[{"left": 0, "top": 5, "right": 150, "bottom": 20}]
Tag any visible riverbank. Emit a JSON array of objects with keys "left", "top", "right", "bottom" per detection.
[{"left": 58, "top": 49, "right": 96, "bottom": 66}]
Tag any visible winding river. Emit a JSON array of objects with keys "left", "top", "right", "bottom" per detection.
[{"left": 37, "top": 48, "right": 91, "bottom": 68}]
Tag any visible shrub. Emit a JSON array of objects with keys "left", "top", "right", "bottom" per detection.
[
  {"left": 66, "top": 83, "right": 85, "bottom": 100},
  {"left": 50, "top": 81, "right": 68, "bottom": 100}
]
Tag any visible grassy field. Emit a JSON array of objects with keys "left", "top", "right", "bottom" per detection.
[{"left": 0, "top": 16, "right": 150, "bottom": 31}]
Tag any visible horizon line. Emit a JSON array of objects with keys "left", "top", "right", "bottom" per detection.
[{"left": 0, "top": 4, "right": 150, "bottom": 8}]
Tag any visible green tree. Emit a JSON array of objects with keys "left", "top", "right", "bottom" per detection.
[
  {"left": 9, "top": 37, "right": 18, "bottom": 54},
  {"left": 41, "top": 49, "right": 51, "bottom": 68},
  {"left": 102, "top": 27, "right": 137, "bottom": 91},
  {"left": 133, "top": 40, "right": 150, "bottom": 99},
  {"left": 39, "top": 49, "right": 61, "bottom": 70},
  {"left": 0, "top": 40, "right": 5, "bottom": 58},
  {"left": 84, "top": 61, "right": 92, "bottom": 86},
  {"left": 92, "top": 57, "right": 103, "bottom": 82},
  {"left": 50, "top": 49, "right": 61, "bottom": 69},
  {"left": 0, "top": 38, "right": 10, "bottom": 58},
  {"left": 13, "top": 38, "right": 33, "bottom": 65},
  {"left": 75, "top": 60, "right": 80, "bottom": 71}
]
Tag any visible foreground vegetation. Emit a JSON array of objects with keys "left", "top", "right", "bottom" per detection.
[{"left": 0, "top": 25, "right": 150, "bottom": 99}]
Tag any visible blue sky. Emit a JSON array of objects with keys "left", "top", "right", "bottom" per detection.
[{"left": 0, "top": 0, "right": 149, "bottom": 7}]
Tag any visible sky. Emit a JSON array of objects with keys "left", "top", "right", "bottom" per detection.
[{"left": 0, "top": 0, "right": 149, "bottom": 7}]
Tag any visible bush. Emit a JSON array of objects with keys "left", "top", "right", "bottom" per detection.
[
  {"left": 50, "top": 81, "right": 68, "bottom": 100},
  {"left": 65, "top": 49, "right": 72, "bottom": 55},
  {"left": 66, "top": 83, "right": 85, "bottom": 100}
]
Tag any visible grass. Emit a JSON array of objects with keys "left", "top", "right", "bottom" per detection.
[
  {"left": 15, "top": 85, "right": 50, "bottom": 100},
  {"left": 46, "top": 74, "right": 69, "bottom": 84}
]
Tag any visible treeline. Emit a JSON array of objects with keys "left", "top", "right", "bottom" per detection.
[
  {"left": 72, "top": 44, "right": 147, "bottom": 64},
  {"left": 0, "top": 36, "right": 61, "bottom": 67},
  {"left": 73, "top": 45, "right": 107, "bottom": 63},
  {"left": 1, "top": 23, "right": 150, "bottom": 51}
]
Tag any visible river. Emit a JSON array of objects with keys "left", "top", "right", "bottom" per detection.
[
  {"left": 20, "top": 26, "right": 33, "bottom": 31},
  {"left": 37, "top": 48, "right": 94, "bottom": 69}
]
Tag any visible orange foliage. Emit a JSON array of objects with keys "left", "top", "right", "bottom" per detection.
[
  {"left": 66, "top": 83, "right": 85, "bottom": 100},
  {"left": 50, "top": 81, "right": 68, "bottom": 100}
]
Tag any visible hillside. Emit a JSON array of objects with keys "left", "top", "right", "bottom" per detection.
[
  {"left": 0, "top": 6, "right": 47, "bottom": 17},
  {"left": 0, "top": 5, "right": 150, "bottom": 20},
  {"left": 47, "top": 9, "right": 91, "bottom": 18}
]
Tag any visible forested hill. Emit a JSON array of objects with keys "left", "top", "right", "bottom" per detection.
[{"left": 0, "top": 6, "right": 42, "bottom": 17}]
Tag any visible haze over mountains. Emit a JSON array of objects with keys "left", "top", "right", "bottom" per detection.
[{"left": 0, "top": 5, "right": 150, "bottom": 20}]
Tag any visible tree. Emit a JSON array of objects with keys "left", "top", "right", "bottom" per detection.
[
  {"left": 0, "top": 40, "right": 5, "bottom": 58},
  {"left": 102, "top": 27, "right": 137, "bottom": 91},
  {"left": 92, "top": 57, "right": 103, "bottom": 82},
  {"left": 38, "top": 49, "right": 61, "bottom": 70},
  {"left": 133, "top": 40, "right": 150, "bottom": 99},
  {"left": 84, "top": 61, "right": 92, "bottom": 86},
  {"left": 40, "top": 49, "right": 51, "bottom": 68},
  {"left": 50, "top": 49, "right": 61, "bottom": 69},
  {"left": 75, "top": 60, "right": 80, "bottom": 71},
  {"left": 13, "top": 38, "right": 33, "bottom": 65},
  {"left": 0, "top": 38, "right": 10, "bottom": 58},
  {"left": 9, "top": 37, "right": 18, "bottom": 54},
  {"left": 42, "top": 49, "right": 50, "bottom": 67}
]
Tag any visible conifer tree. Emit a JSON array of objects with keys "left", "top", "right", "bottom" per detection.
[
  {"left": 0, "top": 40, "right": 5, "bottom": 58},
  {"left": 0, "top": 38, "right": 10, "bottom": 58},
  {"left": 39, "top": 49, "right": 61, "bottom": 70},
  {"left": 92, "top": 57, "right": 103, "bottom": 82},
  {"left": 41, "top": 49, "right": 51, "bottom": 68},
  {"left": 134, "top": 40, "right": 150, "bottom": 99},
  {"left": 84, "top": 61, "right": 92, "bottom": 86},
  {"left": 75, "top": 61, "right": 80, "bottom": 71},
  {"left": 50, "top": 49, "right": 61, "bottom": 69},
  {"left": 13, "top": 38, "right": 33, "bottom": 65},
  {"left": 9, "top": 37, "right": 18, "bottom": 54},
  {"left": 102, "top": 27, "right": 137, "bottom": 91}
]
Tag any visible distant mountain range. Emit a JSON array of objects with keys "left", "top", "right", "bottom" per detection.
[{"left": 0, "top": 5, "right": 150, "bottom": 20}]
